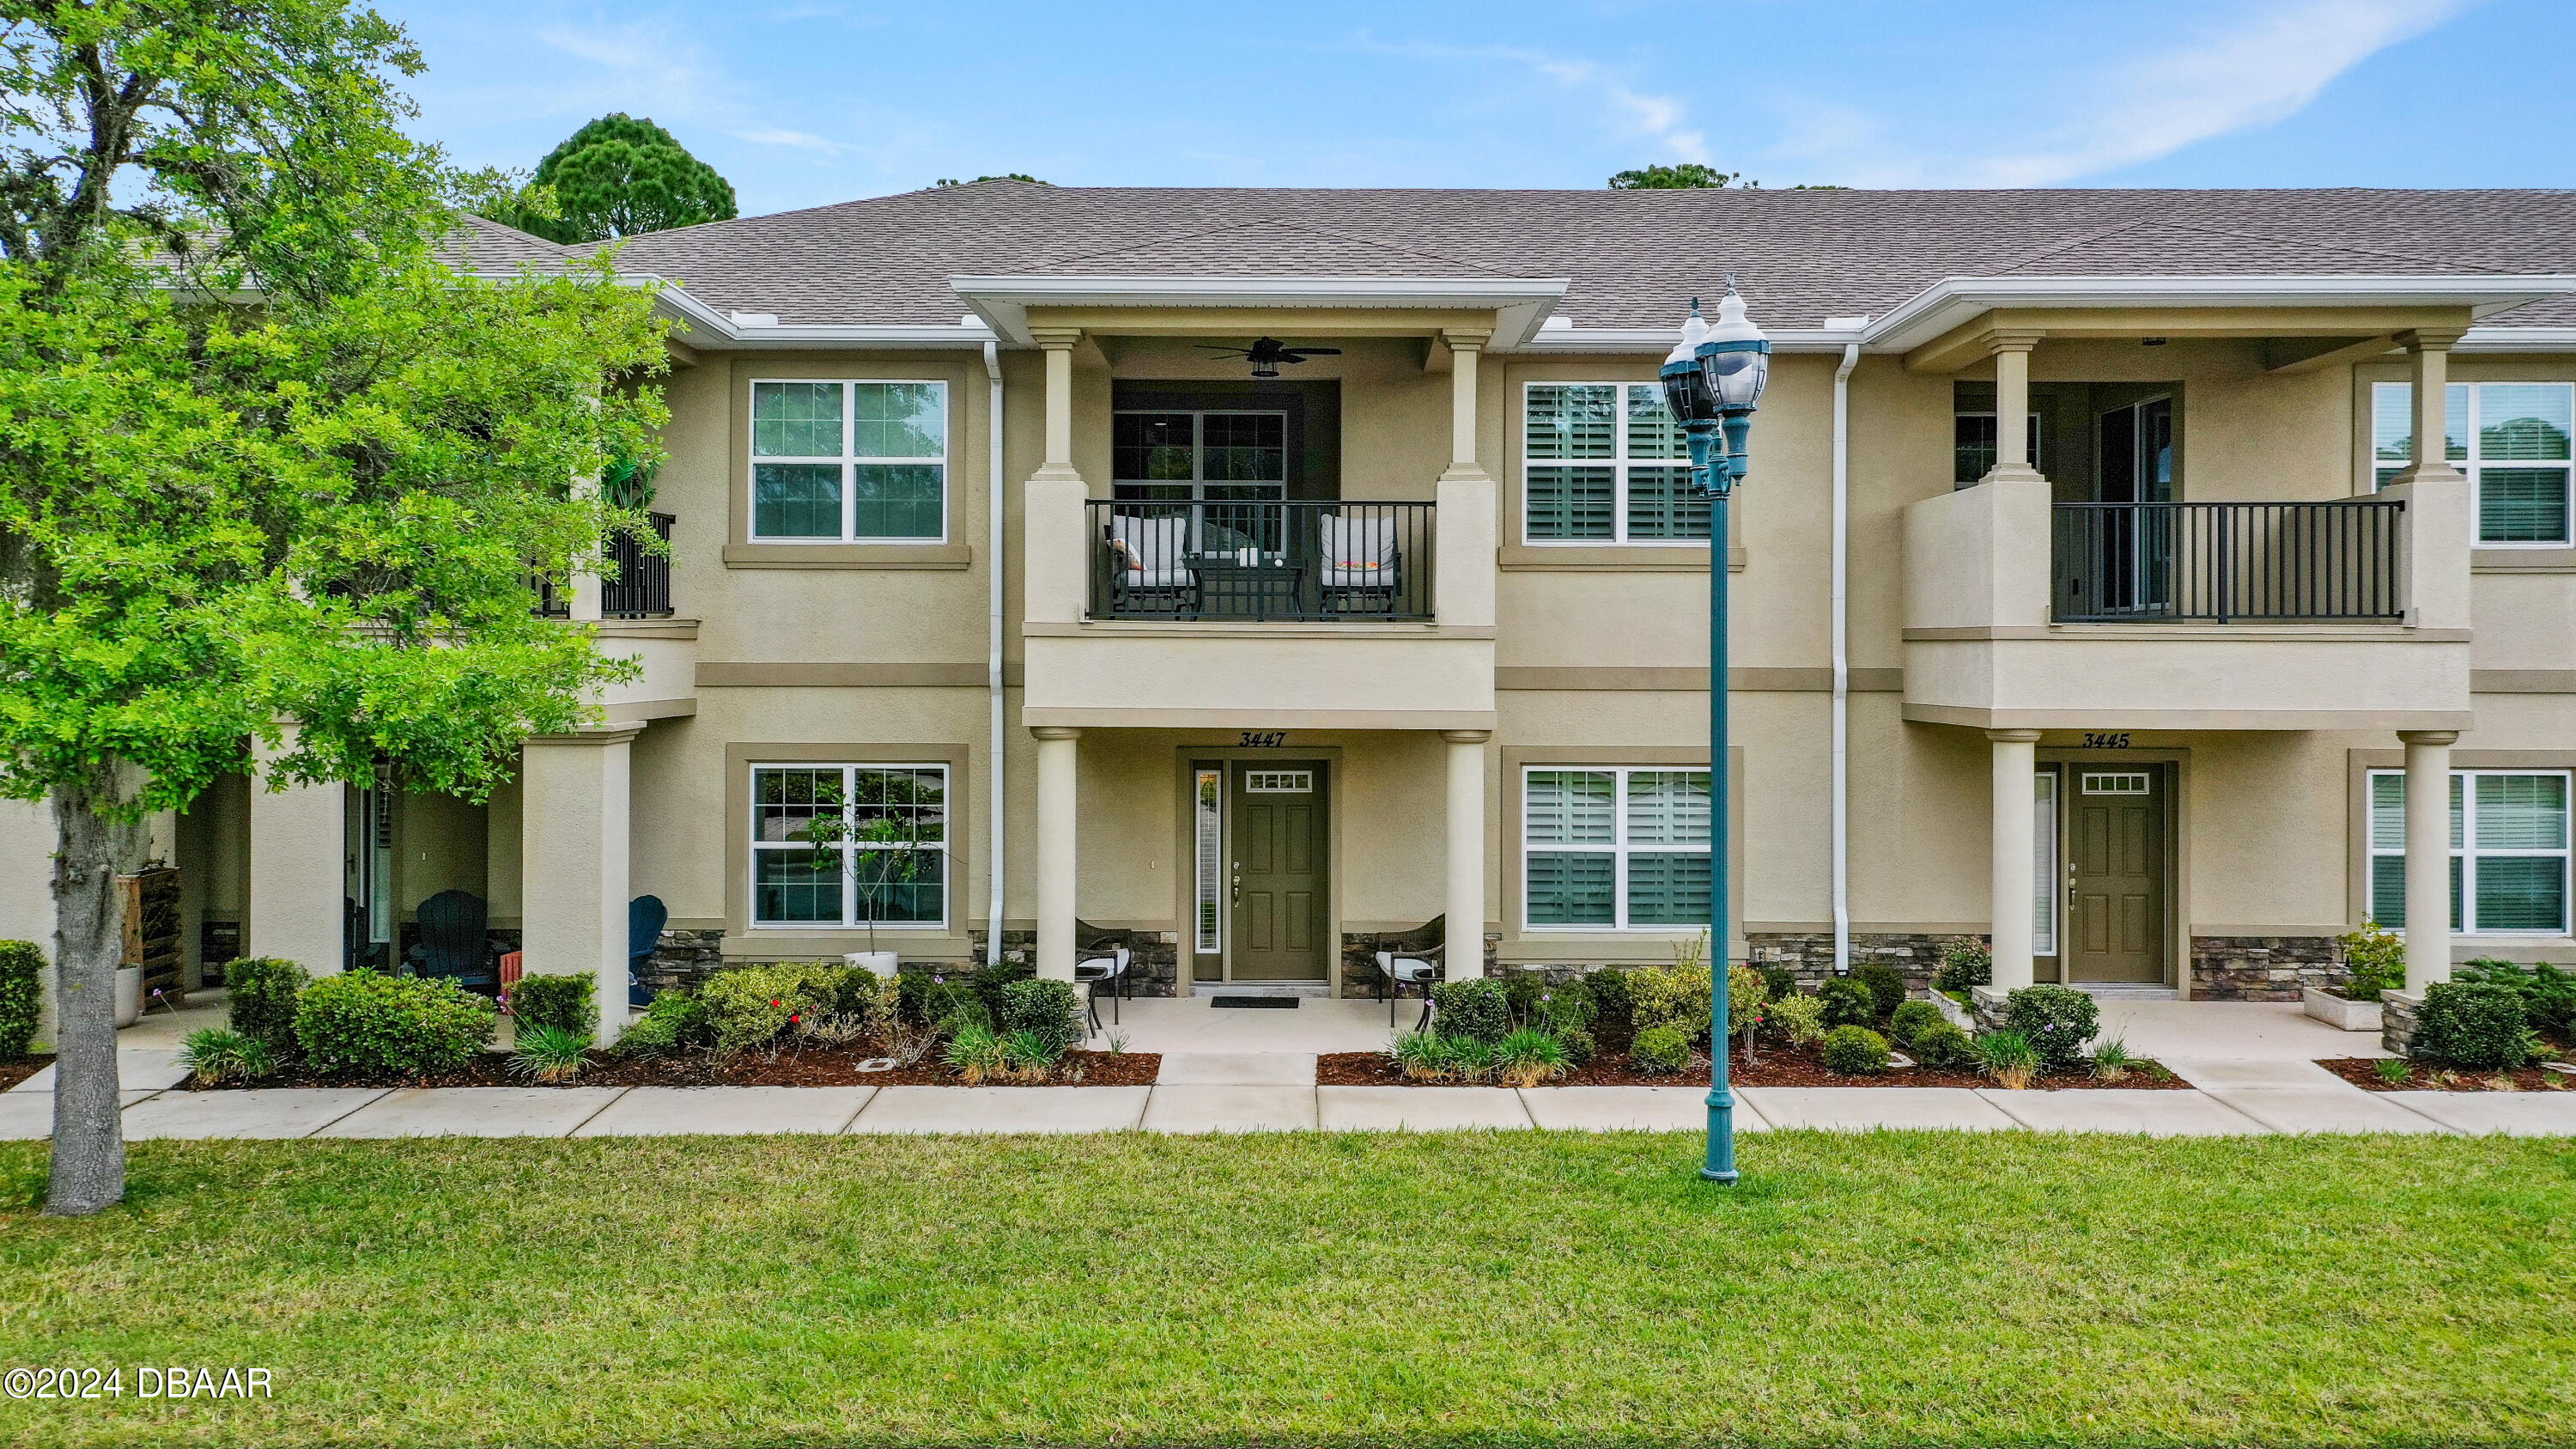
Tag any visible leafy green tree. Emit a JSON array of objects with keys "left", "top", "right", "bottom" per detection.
[
  {"left": 934, "top": 174, "right": 1048, "bottom": 187},
  {"left": 497, "top": 113, "right": 737, "bottom": 243},
  {"left": 1609, "top": 163, "right": 1747, "bottom": 189},
  {"left": 0, "top": 1, "right": 668, "bottom": 1215}
]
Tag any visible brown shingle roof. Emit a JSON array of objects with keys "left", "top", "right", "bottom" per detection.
[{"left": 563, "top": 181, "right": 2576, "bottom": 331}]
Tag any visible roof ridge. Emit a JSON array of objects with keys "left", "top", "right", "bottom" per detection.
[{"left": 1036, "top": 216, "right": 1513, "bottom": 274}]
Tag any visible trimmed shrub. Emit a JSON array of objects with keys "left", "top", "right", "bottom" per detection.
[
  {"left": 2420, "top": 981, "right": 2535, "bottom": 1070},
  {"left": 507, "top": 972, "right": 595, "bottom": 1039},
  {"left": 1501, "top": 972, "right": 1547, "bottom": 1022},
  {"left": 1557, "top": 1026, "right": 1596, "bottom": 1066},
  {"left": 1728, "top": 960, "right": 1768, "bottom": 1045},
  {"left": 1431, "top": 977, "right": 1511, "bottom": 1044},
  {"left": 1855, "top": 961, "right": 1908, "bottom": 1021},
  {"left": 1934, "top": 940, "right": 1992, "bottom": 994},
  {"left": 1888, "top": 999, "right": 1946, "bottom": 1048},
  {"left": 1587, "top": 969, "right": 1636, "bottom": 1036},
  {"left": 0, "top": 941, "right": 39, "bottom": 1058},
  {"left": 921, "top": 978, "right": 989, "bottom": 1032},
  {"left": 700, "top": 962, "right": 852, "bottom": 1056},
  {"left": 1629, "top": 962, "right": 1713, "bottom": 1042},
  {"left": 999, "top": 978, "right": 1085, "bottom": 1056},
  {"left": 1759, "top": 965, "right": 1796, "bottom": 1004},
  {"left": 1628, "top": 1023, "right": 1689, "bottom": 1075},
  {"left": 617, "top": 989, "right": 711, "bottom": 1054},
  {"left": 1533, "top": 978, "right": 1596, "bottom": 1037},
  {"left": 1821, "top": 1024, "right": 1892, "bottom": 1075},
  {"left": 2453, "top": 959, "right": 2576, "bottom": 1040},
  {"left": 2002, "top": 983, "right": 2099, "bottom": 1074},
  {"left": 2336, "top": 922, "right": 2405, "bottom": 1002},
  {"left": 177, "top": 1027, "right": 275, "bottom": 1086},
  {"left": 293, "top": 970, "right": 496, "bottom": 1076},
  {"left": 1817, "top": 976, "right": 1876, "bottom": 1031},
  {"left": 1767, "top": 992, "right": 1826, "bottom": 1048},
  {"left": 1911, "top": 1021, "right": 1976, "bottom": 1070},
  {"left": 966, "top": 958, "right": 1034, "bottom": 1025},
  {"left": 225, "top": 956, "right": 309, "bottom": 1056}
]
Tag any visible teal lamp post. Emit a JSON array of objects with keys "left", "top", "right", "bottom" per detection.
[{"left": 1658, "top": 280, "right": 1770, "bottom": 1184}]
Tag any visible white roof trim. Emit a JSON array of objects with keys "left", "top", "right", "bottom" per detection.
[
  {"left": 946, "top": 273, "right": 1570, "bottom": 349},
  {"left": 644, "top": 278, "right": 997, "bottom": 350},
  {"left": 1861, "top": 274, "right": 2576, "bottom": 355},
  {"left": 2458, "top": 326, "right": 2576, "bottom": 353},
  {"left": 1516, "top": 326, "right": 1869, "bottom": 356}
]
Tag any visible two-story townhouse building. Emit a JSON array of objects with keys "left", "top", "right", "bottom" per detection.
[{"left": 16, "top": 182, "right": 2576, "bottom": 1046}]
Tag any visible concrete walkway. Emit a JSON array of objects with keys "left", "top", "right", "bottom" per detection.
[{"left": 6, "top": 1075, "right": 2571, "bottom": 1140}]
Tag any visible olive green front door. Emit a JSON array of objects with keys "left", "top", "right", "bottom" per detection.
[
  {"left": 1230, "top": 762, "right": 1328, "bottom": 983},
  {"left": 2066, "top": 765, "right": 2167, "bottom": 984}
]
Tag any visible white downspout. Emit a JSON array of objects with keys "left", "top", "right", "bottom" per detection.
[
  {"left": 984, "top": 340, "right": 1007, "bottom": 966},
  {"left": 1832, "top": 341, "right": 1859, "bottom": 976}
]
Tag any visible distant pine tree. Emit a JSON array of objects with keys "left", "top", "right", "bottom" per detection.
[{"left": 495, "top": 113, "right": 738, "bottom": 243}]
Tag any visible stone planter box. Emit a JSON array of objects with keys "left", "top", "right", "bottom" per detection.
[
  {"left": 2302, "top": 986, "right": 2382, "bottom": 1032},
  {"left": 1931, "top": 991, "right": 1976, "bottom": 1033}
]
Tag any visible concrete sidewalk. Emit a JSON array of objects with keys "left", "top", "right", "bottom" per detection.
[{"left": 4, "top": 1077, "right": 2569, "bottom": 1140}]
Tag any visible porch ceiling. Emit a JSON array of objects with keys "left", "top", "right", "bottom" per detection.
[{"left": 948, "top": 276, "right": 1567, "bottom": 349}]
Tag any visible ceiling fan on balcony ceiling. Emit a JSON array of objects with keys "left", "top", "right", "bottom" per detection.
[{"left": 1198, "top": 338, "right": 1341, "bottom": 378}]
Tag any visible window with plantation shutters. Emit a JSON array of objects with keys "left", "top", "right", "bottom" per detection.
[
  {"left": 1522, "top": 767, "right": 1711, "bottom": 929},
  {"left": 2366, "top": 769, "right": 2568, "bottom": 935},
  {"left": 2372, "top": 381, "right": 2573, "bottom": 545},
  {"left": 1523, "top": 383, "right": 1705, "bottom": 543}
]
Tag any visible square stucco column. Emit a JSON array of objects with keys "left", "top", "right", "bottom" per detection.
[
  {"left": 1444, "top": 729, "right": 1490, "bottom": 979},
  {"left": 1034, "top": 727, "right": 1079, "bottom": 982},
  {"left": 1987, "top": 728, "right": 2043, "bottom": 992},
  {"left": 248, "top": 728, "right": 346, "bottom": 974},
  {"left": 1978, "top": 334, "right": 2047, "bottom": 486},
  {"left": 2400, "top": 728, "right": 2458, "bottom": 993},
  {"left": 521, "top": 727, "right": 639, "bottom": 1047}
]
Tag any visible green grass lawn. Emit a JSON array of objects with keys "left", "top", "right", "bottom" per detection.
[{"left": 1, "top": 1130, "right": 2571, "bottom": 1448}]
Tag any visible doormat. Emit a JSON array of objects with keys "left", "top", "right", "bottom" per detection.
[{"left": 1208, "top": 995, "right": 1301, "bottom": 1009}]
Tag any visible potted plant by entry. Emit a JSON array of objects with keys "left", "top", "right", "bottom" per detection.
[{"left": 2306, "top": 921, "right": 2400, "bottom": 1032}]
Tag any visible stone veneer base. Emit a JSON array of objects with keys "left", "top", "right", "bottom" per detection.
[{"left": 2190, "top": 935, "right": 2343, "bottom": 1002}]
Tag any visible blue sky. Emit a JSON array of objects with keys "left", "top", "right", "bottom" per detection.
[{"left": 383, "top": 0, "right": 2576, "bottom": 218}]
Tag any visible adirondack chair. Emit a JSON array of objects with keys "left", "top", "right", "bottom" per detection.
[
  {"left": 412, "top": 889, "right": 497, "bottom": 994},
  {"left": 628, "top": 894, "right": 668, "bottom": 1008}
]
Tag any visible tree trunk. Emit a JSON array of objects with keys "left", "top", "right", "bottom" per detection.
[{"left": 47, "top": 771, "right": 143, "bottom": 1216}]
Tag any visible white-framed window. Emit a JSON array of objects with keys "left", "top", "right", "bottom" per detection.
[
  {"left": 750, "top": 380, "right": 948, "bottom": 542},
  {"left": 1953, "top": 411, "right": 2044, "bottom": 487},
  {"left": 1522, "top": 766, "right": 1711, "bottom": 929},
  {"left": 2372, "top": 381, "right": 2574, "bottom": 545},
  {"left": 1193, "top": 768, "right": 1223, "bottom": 954},
  {"left": 750, "top": 764, "right": 948, "bottom": 928},
  {"left": 2367, "top": 768, "right": 2570, "bottom": 935},
  {"left": 1522, "top": 382, "right": 1705, "bottom": 544}
]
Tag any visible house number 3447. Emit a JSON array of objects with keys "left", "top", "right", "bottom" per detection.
[{"left": 1237, "top": 731, "right": 1286, "bottom": 748}]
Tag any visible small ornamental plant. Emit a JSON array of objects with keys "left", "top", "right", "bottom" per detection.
[
  {"left": 2336, "top": 922, "right": 2405, "bottom": 1002},
  {"left": 1820, "top": 1025, "right": 1892, "bottom": 1076},
  {"left": 1978, "top": 1030, "right": 2041, "bottom": 1091},
  {"left": 1629, "top": 1024, "right": 1690, "bottom": 1075},
  {"left": 2002, "top": 984, "right": 2099, "bottom": 1075}
]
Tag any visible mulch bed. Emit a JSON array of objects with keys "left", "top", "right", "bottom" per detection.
[
  {"left": 1318, "top": 1039, "right": 2190, "bottom": 1091},
  {"left": 0, "top": 1055, "right": 52, "bottom": 1092},
  {"left": 191, "top": 1044, "right": 1160, "bottom": 1092},
  {"left": 2318, "top": 1057, "right": 2575, "bottom": 1093}
]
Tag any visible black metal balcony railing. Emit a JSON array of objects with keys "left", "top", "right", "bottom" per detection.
[
  {"left": 2051, "top": 500, "right": 2405, "bottom": 623},
  {"left": 1087, "top": 499, "right": 1435, "bottom": 622},
  {"left": 535, "top": 512, "right": 675, "bottom": 619}
]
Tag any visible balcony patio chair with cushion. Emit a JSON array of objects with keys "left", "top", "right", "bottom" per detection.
[
  {"left": 627, "top": 894, "right": 668, "bottom": 1008},
  {"left": 410, "top": 888, "right": 498, "bottom": 995},
  {"left": 1317, "top": 511, "right": 1399, "bottom": 617},
  {"left": 1071, "top": 917, "right": 1134, "bottom": 1032},
  {"left": 1371, "top": 913, "right": 1447, "bottom": 1031},
  {"left": 1106, "top": 513, "right": 1196, "bottom": 615}
]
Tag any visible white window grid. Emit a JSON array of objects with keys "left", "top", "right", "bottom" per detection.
[
  {"left": 1521, "top": 381, "right": 1702, "bottom": 546},
  {"left": 748, "top": 763, "right": 949, "bottom": 928},
  {"left": 2371, "top": 381, "right": 2574, "bottom": 547},
  {"left": 747, "top": 379, "right": 950, "bottom": 544},
  {"left": 2081, "top": 772, "right": 2151, "bottom": 796},
  {"left": 1242, "top": 770, "right": 1313, "bottom": 793},
  {"left": 2366, "top": 768, "right": 2572, "bottom": 936},
  {"left": 1519, "top": 765, "right": 1713, "bottom": 932},
  {"left": 1193, "top": 768, "right": 1224, "bottom": 954}
]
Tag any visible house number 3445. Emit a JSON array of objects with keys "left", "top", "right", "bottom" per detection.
[{"left": 2082, "top": 732, "right": 2132, "bottom": 749}]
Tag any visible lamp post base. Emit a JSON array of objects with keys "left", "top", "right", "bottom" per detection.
[{"left": 1700, "top": 1087, "right": 1739, "bottom": 1184}]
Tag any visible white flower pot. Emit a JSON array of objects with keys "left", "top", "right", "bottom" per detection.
[
  {"left": 845, "top": 951, "right": 901, "bottom": 979},
  {"left": 114, "top": 965, "right": 143, "bottom": 1028},
  {"left": 2302, "top": 986, "right": 2382, "bottom": 1032}
]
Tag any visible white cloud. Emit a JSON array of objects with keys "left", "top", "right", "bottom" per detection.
[
  {"left": 1341, "top": 35, "right": 1708, "bottom": 166},
  {"left": 533, "top": 16, "right": 721, "bottom": 120},
  {"left": 1777, "top": 0, "right": 2471, "bottom": 186},
  {"left": 733, "top": 128, "right": 845, "bottom": 154}
]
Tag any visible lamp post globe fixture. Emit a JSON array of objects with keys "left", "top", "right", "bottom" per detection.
[{"left": 1663, "top": 280, "right": 1769, "bottom": 1184}]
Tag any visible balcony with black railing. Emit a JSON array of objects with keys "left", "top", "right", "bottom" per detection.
[
  {"left": 2050, "top": 499, "right": 2406, "bottom": 624},
  {"left": 1085, "top": 499, "right": 1435, "bottom": 623},
  {"left": 535, "top": 512, "right": 675, "bottom": 619}
]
